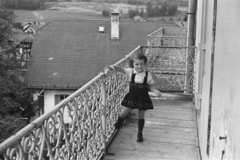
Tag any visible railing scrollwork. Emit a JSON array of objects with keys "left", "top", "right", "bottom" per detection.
[
  {"left": 144, "top": 46, "right": 197, "bottom": 92},
  {"left": 0, "top": 46, "right": 139, "bottom": 160}
]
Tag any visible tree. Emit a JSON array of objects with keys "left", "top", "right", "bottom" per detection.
[
  {"left": 0, "top": 8, "right": 36, "bottom": 143},
  {"left": 168, "top": 4, "right": 178, "bottom": 16},
  {"left": 153, "top": 3, "right": 161, "bottom": 17},
  {"left": 161, "top": 2, "right": 168, "bottom": 16},
  {"left": 102, "top": 10, "right": 110, "bottom": 17},
  {"left": 1, "top": 0, "right": 45, "bottom": 10},
  {"left": 134, "top": 5, "right": 140, "bottom": 16},
  {"left": 0, "top": 9, "right": 14, "bottom": 48},
  {"left": 139, "top": 7, "right": 145, "bottom": 17},
  {"left": 146, "top": 2, "right": 154, "bottom": 17},
  {"left": 183, "top": 14, "right": 188, "bottom": 22},
  {"left": 128, "top": 8, "right": 137, "bottom": 19}
]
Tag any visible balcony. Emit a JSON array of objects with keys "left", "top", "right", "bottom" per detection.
[{"left": 0, "top": 28, "right": 199, "bottom": 160}]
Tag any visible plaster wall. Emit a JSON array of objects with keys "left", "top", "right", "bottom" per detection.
[
  {"left": 209, "top": 0, "right": 240, "bottom": 159},
  {"left": 195, "top": 0, "right": 240, "bottom": 159},
  {"left": 44, "top": 90, "right": 74, "bottom": 112},
  {"left": 44, "top": 90, "right": 75, "bottom": 123}
]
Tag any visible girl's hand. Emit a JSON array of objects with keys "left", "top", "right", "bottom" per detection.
[
  {"left": 104, "top": 65, "right": 114, "bottom": 71},
  {"left": 155, "top": 91, "right": 162, "bottom": 97}
]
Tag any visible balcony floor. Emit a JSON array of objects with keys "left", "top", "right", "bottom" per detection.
[{"left": 103, "top": 95, "right": 199, "bottom": 160}]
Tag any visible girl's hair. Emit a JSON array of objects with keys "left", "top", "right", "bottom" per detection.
[{"left": 129, "top": 52, "right": 148, "bottom": 68}]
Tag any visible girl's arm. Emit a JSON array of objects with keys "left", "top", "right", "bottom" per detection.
[
  {"left": 108, "top": 65, "right": 126, "bottom": 74},
  {"left": 149, "top": 84, "right": 162, "bottom": 97}
]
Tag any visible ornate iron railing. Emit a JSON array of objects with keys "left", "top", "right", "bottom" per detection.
[
  {"left": 144, "top": 46, "right": 197, "bottom": 92},
  {"left": 0, "top": 46, "right": 138, "bottom": 160},
  {"left": 162, "top": 27, "right": 187, "bottom": 37},
  {"left": 0, "top": 44, "right": 196, "bottom": 159},
  {"left": 147, "top": 27, "right": 187, "bottom": 47},
  {"left": 147, "top": 36, "right": 187, "bottom": 47},
  {"left": 146, "top": 27, "right": 193, "bottom": 91},
  {"left": 147, "top": 27, "right": 187, "bottom": 37}
]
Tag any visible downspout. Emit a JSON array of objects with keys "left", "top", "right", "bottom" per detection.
[
  {"left": 185, "top": 0, "right": 197, "bottom": 93},
  {"left": 186, "top": 1, "right": 202, "bottom": 159}
]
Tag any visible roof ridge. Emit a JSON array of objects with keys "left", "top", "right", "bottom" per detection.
[
  {"left": 47, "top": 19, "right": 179, "bottom": 26},
  {"left": 49, "top": 19, "right": 110, "bottom": 22}
]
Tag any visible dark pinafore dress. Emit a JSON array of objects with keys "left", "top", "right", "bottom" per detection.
[{"left": 121, "top": 71, "right": 154, "bottom": 110}]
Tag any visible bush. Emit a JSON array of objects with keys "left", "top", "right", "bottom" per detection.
[
  {"left": 102, "top": 10, "right": 110, "bottom": 17},
  {"left": 145, "top": 2, "right": 178, "bottom": 18},
  {"left": 127, "top": 0, "right": 145, "bottom": 5},
  {"left": 161, "top": 17, "right": 166, "bottom": 21},
  {"left": 177, "top": 17, "right": 182, "bottom": 21},
  {"left": 183, "top": 14, "right": 188, "bottom": 22},
  {"left": 13, "top": 22, "right": 22, "bottom": 29}
]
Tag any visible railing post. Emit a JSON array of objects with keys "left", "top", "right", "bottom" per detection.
[{"left": 101, "top": 72, "right": 107, "bottom": 155}]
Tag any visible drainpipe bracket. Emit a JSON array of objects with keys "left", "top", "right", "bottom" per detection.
[
  {"left": 194, "top": 93, "right": 202, "bottom": 99},
  {"left": 197, "top": 43, "right": 206, "bottom": 50}
]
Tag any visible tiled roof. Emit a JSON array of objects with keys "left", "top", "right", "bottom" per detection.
[{"left": 26, "top": 19, "right": 177, "bottom": 89}]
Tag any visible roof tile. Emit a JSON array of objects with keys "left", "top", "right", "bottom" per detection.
[{"left": 26, "top": 19, "right": 178, "bottom": 89}]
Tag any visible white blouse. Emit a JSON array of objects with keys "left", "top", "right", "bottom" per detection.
[{"left": 124, "top": 68, "right": 154, "bottom": 84}]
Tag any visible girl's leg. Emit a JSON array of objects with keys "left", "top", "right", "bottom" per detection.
[
  {"left": 137, "top": 110, "right": 145, "bottom": 142},
  {"left": 120, "top": 107, "right": 132, "bottom": 118},
  {"left": 115, "top": 107, "right": 132, "bottom": 129},
  {"left": 138, "top": 110, "right": 145, "bottom": 119}
]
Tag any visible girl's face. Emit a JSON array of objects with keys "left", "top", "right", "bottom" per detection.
[{"left": 133, "top": 58, "right": 146, "bottom": 73}]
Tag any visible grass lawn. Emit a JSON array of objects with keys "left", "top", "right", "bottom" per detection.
[
  {"left": 14, "top": 2, "right": 188, "bottom": 23},
  {"left": 14, "top": 9, "right": 108, "bottom": 22},
  {"left": 14, "top": 2, "right": 134, "bottom": 22}
]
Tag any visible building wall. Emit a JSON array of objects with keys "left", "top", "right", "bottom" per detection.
[
  {"left": 44, "top": 90, "right": 75, "bottom": 112},
  {"left": 44, "top": 90, "right": 75, "bottom": 123},
  {"left": 195, "top": 0, "right": 240, "bottom": 159},
  {"left": 210, "top": 0, "right": 240, "bottom": 159}
]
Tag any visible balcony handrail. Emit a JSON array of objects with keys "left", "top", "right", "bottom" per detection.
[
  {"left": 142, "top": 46, "right": 196, "bottom": 49},
  {"left": 147, "top": 28, "right": 163, "bottom": 37},
  {"left": 148, "top": 35, "right": 187, "bottom": 38},
  {"left": 148, "top": 27, "right": 187, "bottom": 37}
]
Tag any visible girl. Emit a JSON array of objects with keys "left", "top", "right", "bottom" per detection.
[{"left": 107, "top": 52, "right": 161, "bottom": 142}]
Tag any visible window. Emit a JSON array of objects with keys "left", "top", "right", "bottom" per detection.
[{"left": 55, "top": 94, "right": 69, "bottom": 105}]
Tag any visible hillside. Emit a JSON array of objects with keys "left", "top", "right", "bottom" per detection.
[{"left": 14, "top": 2, "right": 188, "bottom": 22}]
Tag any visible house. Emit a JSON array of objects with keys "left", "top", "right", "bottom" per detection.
[
  {"left": 26, "top": 13, "right": 178, "bottom": 114},
  {"left": 13, "top": 22, "right": 47, "bottom": 67},
  {"left": 15, "top": 34, "right": 34, "bottom": 63},
  {"left": 133, "top": 15, "right": 149, "bottom": 22}
]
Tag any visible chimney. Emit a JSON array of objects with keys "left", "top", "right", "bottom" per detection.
[
  {"left": 99, "top": 26, "right": 104, "bottom": 33},
  {"left": 110, "top": 12, "right": 120, "bottom": 40}
]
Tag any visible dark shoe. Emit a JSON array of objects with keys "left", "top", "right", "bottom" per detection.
[
  {"left": 137, "top": 132, "right": 143, "bottom": 142},
  {"left": 114, "top": 116, "right": 125, "bottom": 129}
]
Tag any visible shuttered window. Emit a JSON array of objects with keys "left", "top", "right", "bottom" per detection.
[{"left": 55, "top": 94, "right": 69, "bottom": 105}]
